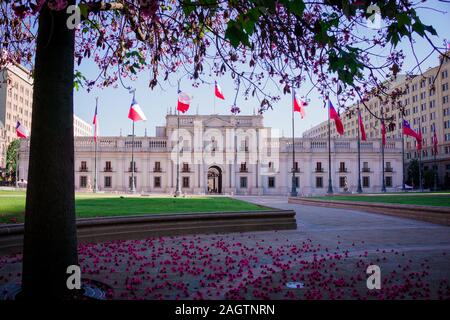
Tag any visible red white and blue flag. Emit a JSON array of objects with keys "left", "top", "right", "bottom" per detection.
[
  {"left": 403, "top": 119, "right": 422, "bottom": 150},
  {"left": 293, "top": 92, "right": 307, "bottom": 119},
  {"left": 402, "top": 119, "right": 419, "bottom": 139},
  {"left": 357, "top": 109, "right": 367, "bottom": 141},
  {"left": 16, "top": 121, "right": 29, "bottom": 139},
  {"left": 92, "top": 104, "right": 98, "bottom": 142},
  {"left": 215, "top": 81, "right": 225, "bottom": 100},
  {"left": 329, "top": 100, "right": 344, "bottom": 135},
  {"left": 128, "top": 97, "right": 147, "bottom": 121},
  {"left": 177, "top": 91, "right": 192, "bottom": 113}
]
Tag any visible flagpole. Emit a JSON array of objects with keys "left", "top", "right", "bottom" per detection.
[
  {"left": 130, "top": 91, "right": 136, "bottom": 193},
  {"left": 15, "top": 147, "right": 19, "bottom": 188},
  {"left": 401, "top": 111, "right": 406, "bottom": 191},
  {"left": 93, "top": 97, "right": 98, "bottom": 193},
  {"left": 175, "top": 80, "right": 182, "bottom": 197},
  {"left": 418, "top": 111, "right": 423, "bottom": 192},
  {"left": 290, "top": 83, "right": 297, "bottom": 197},
  {"left": 381, "top": 104, "right": 386, "bottom": 193},
  {"left": 327, "top": 101, "right": 333, "bottom": 194},
  {"left": 214, "top": 83, "right": 216, "bottom": 114},
  {"left": 356, "top": 103, "right": 362, "bottom": 194},
  {"left": 434, "top": 128, "right": 438, "bottom": 191}
]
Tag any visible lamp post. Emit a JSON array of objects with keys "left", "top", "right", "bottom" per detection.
[
  {"left": 381, "top": 105, "right": 386, "bottom": 193},
  {"left": 327, "top": 101, "right": 333, "bottom": 194},
  {"left": 356, "top": 104, "right": 363, "bottom": 194},
  {"left": 290, "top": 82, "right": 298, "bottom": 197},
  {"left": 174, "top": 79, "right": 183, "bottom": 197}
]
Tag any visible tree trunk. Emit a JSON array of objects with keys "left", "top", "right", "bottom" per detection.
[{"left": 22, "top": 2, "right": 78, "bottom": 299}]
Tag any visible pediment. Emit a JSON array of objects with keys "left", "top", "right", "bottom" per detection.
[{"left": 203, "top": 117, "right": 233, "bottom": 128}]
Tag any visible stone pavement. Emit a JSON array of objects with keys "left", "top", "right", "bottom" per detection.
[{"left": 1, "top": 196, "right": 449, "bottom": 299}]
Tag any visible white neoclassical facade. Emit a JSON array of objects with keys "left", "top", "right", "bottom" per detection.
[{"left": 18, "top": 114, "right": 403, "bottom": 195}]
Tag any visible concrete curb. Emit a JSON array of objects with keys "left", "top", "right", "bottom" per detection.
[
  {"left": 288, "top": 197, "right": 450, "bottom": 226},
  {"left": 0, "top": 210, "right": 297, "bottom": 255}
]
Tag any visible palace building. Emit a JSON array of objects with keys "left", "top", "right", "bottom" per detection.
[{"left": 18, "top": 114, "right": 403, "bottom": 195}]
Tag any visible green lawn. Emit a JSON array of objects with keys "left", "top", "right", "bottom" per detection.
[
  {"left": 312, "top": 194, "right": 450, "bottom": 207},
  {"left": 0, "top": 191, "right": 269, "bottom": 224}
]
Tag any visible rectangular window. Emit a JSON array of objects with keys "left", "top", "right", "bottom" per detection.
[
  {"left": 182, "top": 163, "right": 189, "bottom": 172},
  {"left": 105, "top": 161, "right": 112, "bottom": 172},
  {"left": 129, "top": 176, "right": 137, "bottom": 189},
  {"left": 385, "top": 176, "right": 393, "bottom": 188},
  {"left": 316, "top": 162, "right": 323, "bottom": 172},
  {"left": 268, "top": 177, "right": 275, "bottom": 188},
  {"left": 240, "top": 162, "right": 247, "bottom": 172},
  {"left": 80, "top": 176, "right": 87, "bottom": 188},
  {"left": 293, "top": 161, "right": 299, "bottom": 172},
  {"left": 294, "top": 177, "right": 299, "bottom": 188},
  {"left": 339, "top": 176, "right": 346, "bottom": 188},
  {"left": 240, "top": 177, "right": 248, "bottom": 188},
  {"left": 104, "top": 176, "right": 112, "bottom": 188},
  {"left": 129, "top": 161, "right": 136, "bottom": 172},
  {"left": 80, "top": 161, "right": 87, "bottom": 171},
  {"left": 363, "top": 176, "right": 370, "bottom": 188},
  {"left": 339, "top": 162, "right": 346, "bottom": 172},
  {"left": 316, "top": 176, "right": 323, "bottom": 188},
  {"left": 182, "top": 177, "right": 190, "bottom": 188},
  {"left": 154, "top": 161, "right": 161, "bottom": 172},
  {"left": 154, "top": 176, "right": 161, "bottom": 188}
]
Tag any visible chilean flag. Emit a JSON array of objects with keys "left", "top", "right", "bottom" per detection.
[
  {"left": 128, "top": 97, "right": 147, "bottom": 121},
  {"left": 416, "top": 132, "right": 423, "bottom": 151},
  {"left": 215, "top": 81, "right": 225, "bottom": 100},
  {"left": 16, "top": 121, "right": 29, "bottom": 138},
  {"left": 293, "top": 92, "right": 307, "bottom": 119},
  {"left": 402, "top": 119, "right": 419, "bottom": 139},
  {"left": 329, "top": 100, "right": 344, "bottom": 135},
  {"left": 357, "top": 109, "right": 366, "bottom": 141},
  {"left": 177, "top": 91, "right": 191, "bottom": 113},
  {"left": 92, "top": 104, "right": 98, "bottom": 142},
  {"left": 381, "top": 120, "right": 386, "bottom": 146}
]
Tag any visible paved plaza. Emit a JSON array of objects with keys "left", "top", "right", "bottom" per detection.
[{"left": 1, "top": 196, "right": 449, "bottom": 299}]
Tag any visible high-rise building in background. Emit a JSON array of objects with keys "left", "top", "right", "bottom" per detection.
[
  {"left": 303, "top": 52, "right": 450, "bottom": 187},
  {"left": 0, "top": 64, "right": 33, "bottom": 170},
  {"left": 0, "top": 64, "right": 92, "bottom": 171},
  {"left": 74, "top": 114, "right": 93, "bottom": 137}
]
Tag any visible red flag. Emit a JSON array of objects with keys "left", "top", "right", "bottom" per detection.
[
  {"left": 402, "top": 119, "right": 419, "bottom": 139},
  {"left": 416, "top": 132, "right": 423, "bottom": 151},
  {"left": 128, "top": 97, "right": 147, "bottom": 121},
  {"left": 16, "top": 121, "right": 29, "bottom": 139},
  {"left": 293, "top": 92, "right": 307, "bottom": 119},
  {"left": 214, "top": 81, "right": 225, "bottom": 100},
  {"left": 381, "top": 120, "right": 386, "bottom": 146},
  {"left": 177, "top": 91, "right": 191, "bottom": 113},
  {"left": 357, "top": 109, "right": 366, "bottom": 141},
  {"left": 92, "top": 104, "right": 98, "bottom": 142},
  {"left": 433, "top": 127, "right": 438, "bottom": 154},
  {"left": 329, "top": 100, "right": 344, "bottom": 135}
]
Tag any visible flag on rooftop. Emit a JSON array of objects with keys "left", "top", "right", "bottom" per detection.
[{"left": 128, "top": 97, "right": 147, "bottom": 121}]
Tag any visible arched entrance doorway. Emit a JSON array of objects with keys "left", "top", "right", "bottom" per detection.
[{"left": 207, "top": 166, "right": 222, "bottom": 194}]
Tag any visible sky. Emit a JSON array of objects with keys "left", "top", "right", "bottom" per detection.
[{"left": 73, "top": 1, "right": 450, "bottom": 138}]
